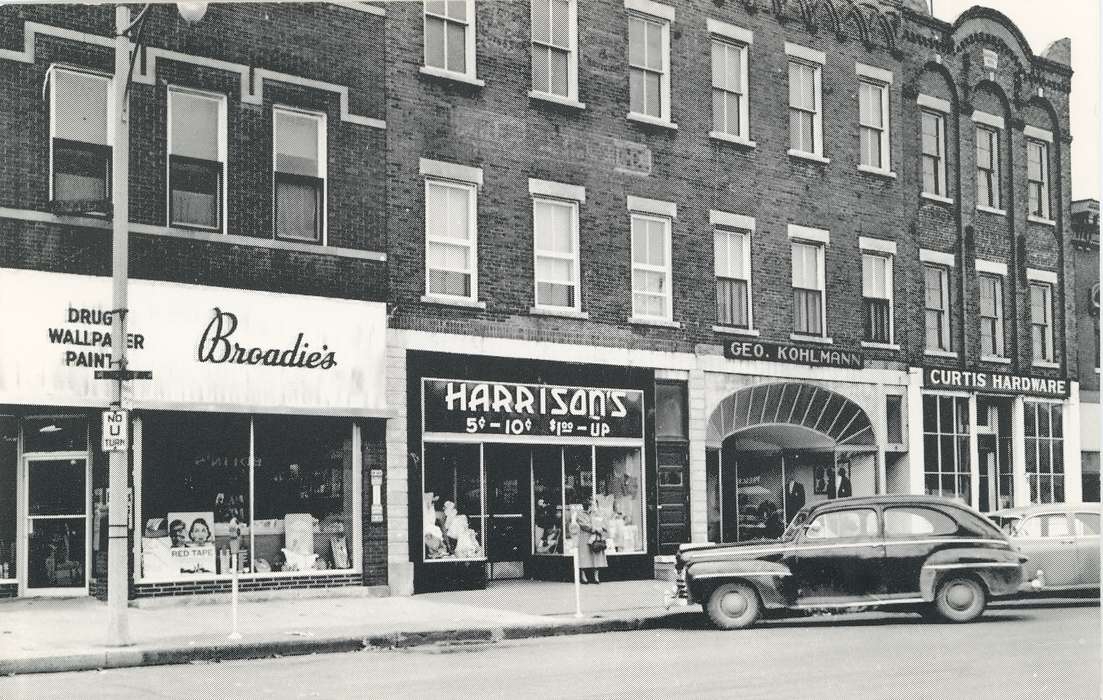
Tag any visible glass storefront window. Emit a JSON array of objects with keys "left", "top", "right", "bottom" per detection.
[
  {"left": 922, "top": 395, "right": 971, "bottom": 504},
  {"left": 423, "top": 443, "right": 484, "bottom": 560},
  {"left": 0, "top": 417, "right": 16, "bottom": 579},
  {"left": 22, "top": 416, "right": 88, "bottom": 453},
  {"left": 595, "top": 447, "right": 644, "bottom": 554},
  {"left": 1026, "top": 402, "right": 1065, "bottom": 504},
  {"left": 532, "top": 446, "right": 564, "bottom": 555},
  {"left": 562, "top": 446, "right": 591, "bottom": 555}
]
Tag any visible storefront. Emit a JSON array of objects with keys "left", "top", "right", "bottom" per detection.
[
  {"left": 407, "top": 352, "right": 656, "bottom": 592},
  {"left": 912, "top": 367, "right": 1082, "bottom": 510},
  {"left": 0, "top": 268, "right": 389, "bottom": 599}
]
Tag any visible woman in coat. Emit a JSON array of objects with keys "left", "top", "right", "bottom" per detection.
[{"left": 569, "top": 499, "right": 608, "bottom": 584}]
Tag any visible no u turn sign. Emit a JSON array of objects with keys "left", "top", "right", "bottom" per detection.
[{"left": 102, "top": 409, "right": 129, "bottom": 452}]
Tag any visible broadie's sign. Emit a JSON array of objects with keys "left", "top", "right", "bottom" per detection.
[
  {"left": 724, "top": 340, "right": 864, "bottom": 370},
  {"left": 923, "top": 368, "right": 1069, "bottom": 399},
  {"left": 423, "top": 379, "right": 644, "bottom": 440}
]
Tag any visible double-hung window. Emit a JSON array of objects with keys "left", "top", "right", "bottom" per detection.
[
  {"left": 978, "top": 271, "right": 1005, "bottom": 358},
  {"left": 975, "top": 119, "right": 1001, "bottom": 210},
  {"left": 168, "top": 88, "right": 225, "bottom": 231},
  {"left": 714, "top": 222, "right": 751, "bottom": 329},
  {"left": 424, "top": 1, "right": 477, "bottom": 80},
  {"left": 629, "top": 197, "right": 674, "bottom": 321},
  {"left": 790, "top": 230, "right": 826, "bottom": 337},
  {"left": 1027, "top": 139, "right": 1050, "bottom": 220},
  {"left": 273, "top": 108, "right": 325, "bottom": 243},
  {"left": 50, "top": 68, "right": 111, "bottom": 208},
  {"left": 862, "top": 252, "right": 893, "bottom": 344},
  {"left": 531, "top": 180, "right": 583, "bottom": 311},
  {"left": 627, "top": 1, "right": 673, "bottom": 123},
  {"left": 786, "top": 43, "right": 824, "bottom": 158},
  {"left": 921, "top": 110, "right": 946, "bottom": 197},
  {"left": 707, "top": 20, "right": 751, "bottom": 142},
  {"left": 1029, "top": 278, "right": 1055, "bottom": 364},
  {"left": 923, "top": 263, "right": 951, "bottom": 352},
  {"left": 424, "top": 176, "right": 478, "bottom": 301},
  {"left": 531, "top": 0, "right": 577, "bottom": 101},
  {"left": 856, "top": 64, "right": 892, "bottom": 172}
]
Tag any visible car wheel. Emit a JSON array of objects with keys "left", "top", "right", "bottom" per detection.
[
  {"left": 933, "top": 576, "right": 987, "bottom": 623},
  {"left": 705, "top": 581, "right": 762, "bottom": 630}
]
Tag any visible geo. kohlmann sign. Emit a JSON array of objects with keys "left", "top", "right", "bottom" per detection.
[{"left": 724, "top": 339, "right": 864, "bottom": 370}]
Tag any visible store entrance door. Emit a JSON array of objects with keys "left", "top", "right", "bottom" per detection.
[
  {"left": 656, "top": 443, "right": 688, "bottom": 554},
  {"left": 485, "top": 445, "right": 530, "bottom": 580},
  {"left": 21, "top": 455, "right": 89, "bottom": 596}
]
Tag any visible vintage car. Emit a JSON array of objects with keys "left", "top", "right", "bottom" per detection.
[
  {"left": 988, "top": 503, "right": 1100, "bottom": 593},
  {"left": 667, "top": 495, "right": 1028, "bottom": 630}
]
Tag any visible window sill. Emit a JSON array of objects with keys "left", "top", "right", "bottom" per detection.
[
  {"left": 1032, "top": 360, "right": 1061, "bottom": 369},
  {"left": 981, "top": 355, "right": 1012, "bottom": 364},
  {"left": 420, "top": 294, "right": 487, "bottom": 309},
  {"left": 858, "top": 165, "right": 897, "bottom": 179},
  {"left": 630, "top": 316, "right": 681, "bottom": 328},
  {"left": 168, "top": 220, "right": 222, "bottom": 234},
  {"left": 1027, "top": 215, "right": 1057, "bottom": 227},
  {"left": 127, "top": 222, "right": 386, "bottom": 261},
  {"left": 924, "top": 348, "right": 959, "bottom": 358},
  {"left": 921, "top": 192, "right": 954, "bottom": 205},
  {"left": 626, "top": 112, "right": 678, "bottom": 130},
  {"left": 529, "top": 306, "right": 589, "bottom": 319},
  {"left": 861, "top": 341, "right": 900, "bottom": 351},
  {"left": 708, "top": 131, "right": 756, "bottom": 148},
  {"left": 528, "top": 91, "right": 586, "bottom": 110},
  {"left": 790, "top": 333, "right": 833, "bottom": 345},
  {"left": 713, "top": 325, "right": 760, "bottom": 337},
  {"left": 976, "top": 205, "right": 1007, "bottom": 217},
  {"left": 788, "top": 149, "right": 830, "bottom": 165},
  {"left": 419, "top": 65, "right": 485, "bottom": 87}
]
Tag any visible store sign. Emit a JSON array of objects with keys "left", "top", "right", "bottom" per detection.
[
  {"left": 0, "top": 269, "right": 387, "bottom": 414},
  {"left": 423, "top": 379, "right": 644, "bottom": 439},
  {"left": 724, "top": 339, "right": 865, "bottom": 370},
  {"left": 923, "top": 368, "right": 1069, "bottom": 399},
  {"left": 101, "top": 408, "right": 129, "bottom": 452}
]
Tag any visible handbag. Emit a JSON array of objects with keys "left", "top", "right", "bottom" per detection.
[{"left": 589, "top": 534, "right": 607, "bottom": 554}]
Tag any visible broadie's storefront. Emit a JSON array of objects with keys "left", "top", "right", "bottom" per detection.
[
  {"left": 408, "top": 352, "right": 655, "bottom": 592},
  {"left": 912, "top": 367, "right": 1082, "bottom": 511},
  {"left": 0, "top": 268, "right": 388, "bottom": 600}
]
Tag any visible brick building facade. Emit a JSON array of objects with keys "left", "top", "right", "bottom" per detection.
[{"left": 1071, "top": 199, "right": 1099, "bottom": 500}]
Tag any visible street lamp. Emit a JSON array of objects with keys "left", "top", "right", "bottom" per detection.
[{"left": 107, "top": 1, "right": 207, "bottom": 648}]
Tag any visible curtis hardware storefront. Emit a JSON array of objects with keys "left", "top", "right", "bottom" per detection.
[
  {"left": 0, "top": 269, "right": 389, "bottom": 599},
  {"left": 407, "top": 351, "right": 657, "bottom": 593}
]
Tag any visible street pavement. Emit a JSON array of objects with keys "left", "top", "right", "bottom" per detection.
[{"left": 1, "top": 597, "right": 1097, "bottom": 699}]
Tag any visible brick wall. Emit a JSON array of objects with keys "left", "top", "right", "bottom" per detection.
[{"left": 132, "top": 571, "right": 364, "bottom": 599}]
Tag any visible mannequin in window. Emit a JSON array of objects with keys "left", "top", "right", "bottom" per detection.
[
  {"left": 784, "top": 479, "right": 805, "bottom": 522},
  {"left": 836, "top": 467, "right": 853, "bottom": 498}
]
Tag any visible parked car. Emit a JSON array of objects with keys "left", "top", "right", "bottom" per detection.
[
  {"left": 666, "top": 495, "right": 1027, "bottom": 630},
  {"left": 988, "top": 503, "right": 1100, "bottom": 592}
]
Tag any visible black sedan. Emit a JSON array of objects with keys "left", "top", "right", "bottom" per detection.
[{"left": 667, "top": 495, "right": 1027, "bottom": 629}]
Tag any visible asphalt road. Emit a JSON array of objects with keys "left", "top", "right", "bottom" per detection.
[{"left": 1, "top": 597, "right": 1098, "bottom": 699}]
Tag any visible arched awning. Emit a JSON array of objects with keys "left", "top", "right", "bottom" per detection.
[{"left": 706, "top": 382, "right": 875, "bottom": 449}]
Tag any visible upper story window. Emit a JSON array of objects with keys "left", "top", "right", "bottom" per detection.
[
  {"left": 713, "top": 218, "right": 752, "bottom": 330},
  {"left": 785, "top": 43, "right": 825, "bottom": 159},
  {"left": 424, "top": 0, "right": 477, "bottom": 81},
  {"left": 973, "top": 113, "right": 1003, "bottom": 211},
  {"left": 856, "top": 64, "right": 892, "bottom": 173},
  {"left": 707, "top": 20, "right": 751, "bottom": 144},
  {"left": 1027, "top": 139, "right": 1051, "bottom": 221},
  {"left": 861, "top": 251, "right": 893, "bottom": 344},
  {"left": 790, "top": 226, "right": 828, "bottom": 337},
  {"left": 626, "top": 0, "right": 674, "bottom": 124},
  {"left": 168, "top": 88, "right": 225, "bottom": 231},
  {"left": 50, "top": 68, "right": 111, "bottom": 206},
  {"left": 1029, "top": 276, "right": 1055, "bottom": 365},
  {"left": 921, "top": 110, "right": 946, "bottom": 197},
  {"left": 422, "top": 160, "right": 481, "bottom": 303},
  {"left": 923, "top": 262, "right": 951, "bottom": 352},
  {"left": 629, "top": 195, "right": 675, "bottom": 322},
  {"left": 273, "top": 108, "right": 326, "bottom": 243},
  {"left": 978, "top": 270, "right": 1006, "bottom": 358},
  {"left": 530, "top": 179, "right": 584, "bottom": 312},
  {"left": 531, "top": 0, "right": 577, "bottom": 101}
]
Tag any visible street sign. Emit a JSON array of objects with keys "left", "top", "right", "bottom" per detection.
[
  {"left": 102, "top": 409, "right": 129, "bottom": 452},
  {"left": 94, "top": 369, "right": 153, "bottom": 380}
]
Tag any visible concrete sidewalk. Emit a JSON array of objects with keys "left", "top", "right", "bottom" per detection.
[{"left": 0, "top": 579, "right": 680, "bottom": 675}]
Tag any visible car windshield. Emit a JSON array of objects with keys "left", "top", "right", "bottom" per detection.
[{"left": 781, "top": 510, "right": 809, "bottom": 541}]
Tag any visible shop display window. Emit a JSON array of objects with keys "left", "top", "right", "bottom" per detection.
[
  {"left": 922, "top": 396, "right": 971, "bottom": 503},
  {"left": 594, "top": 448, "right": 644, "bottom": 553},
  {"left": 562, "top": 446, "right": 592, "bottom": 555},
  {"left": 0, "top": 417, "right": 16, "bottom": 579},
  {"left": 1026, "top": 402, "right": 1065, "bottom": 504},
  {"left": 532, "top": 447, "right": 564, "bottom": 555},
  {"left": 423, "top": 443, "right": 484, "bottom": 561}
]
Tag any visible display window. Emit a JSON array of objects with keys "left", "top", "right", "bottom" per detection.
[
  {"left": 422, "top": 443, "right": 484, "bottom": 561},
  {"left": 139, "top": 412, "right": 361, "bottom": 580},
  {"left": 0, "top": 416, "right": 16, "bottom": 580}
]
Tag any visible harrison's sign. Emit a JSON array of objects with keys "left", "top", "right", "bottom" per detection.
[
  {"left": 923, "top": 368, "right": 1069, "bottom": 399},
  {"left": 423, "top": 379, "right": 644, "bottom": 440},
  {"left": 724, "top": 340, "right": 864, "bottom": 370}
]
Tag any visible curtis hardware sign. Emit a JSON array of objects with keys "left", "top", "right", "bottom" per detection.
[
  {"left": 423, "top": 379, "right": 644, "bottom": 439},
  {"left": 724, "top": 339, "right": 865, "bottom": 370},
  {"left": 923, "top": 368, "right": 1069, "bottom": 398}
]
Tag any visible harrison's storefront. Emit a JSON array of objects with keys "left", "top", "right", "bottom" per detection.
[
  {"left": 0, "top": 268, "right": 389, "bottom": 600},
  {"left": 406, "top": 351, "right": 662, "bottom": 593}
]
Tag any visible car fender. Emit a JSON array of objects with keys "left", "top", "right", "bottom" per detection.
[
  {"left": 686, "top": 559, "right": 791, "bottom": 609},
  {"left": 918, "top": 546, "right": 1025, "bottom": 601}
]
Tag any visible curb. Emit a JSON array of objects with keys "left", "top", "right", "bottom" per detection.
[{"left": 0, "top": 615, "right": 663, "bottom": 676}]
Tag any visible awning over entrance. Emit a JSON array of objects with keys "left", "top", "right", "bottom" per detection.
[{"left": 706, "top": 382, "right": 875, "bottom": 450}]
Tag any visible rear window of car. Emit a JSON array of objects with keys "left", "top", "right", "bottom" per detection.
[
  {"left": 1019, "top": 514, "right": 1071, "bottom": 538},
  {"left": 806, "top": 509, "right": 877, "bottom": 540},
  {"left": 884, "top": 507, "right": 957, "bottom": 537},
  {"left": 1074, "top": 513, "right": 1101, "bottom": 536}
]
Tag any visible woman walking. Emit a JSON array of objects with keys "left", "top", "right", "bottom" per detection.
[{"left": 569, "top": 499, "right": 608, "bottom": 584}]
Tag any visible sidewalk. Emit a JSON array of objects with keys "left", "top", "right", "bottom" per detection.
[{"left": 0, "top": 579, "right": 681, "bottom": 675}]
